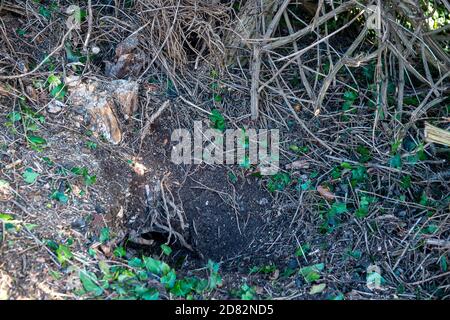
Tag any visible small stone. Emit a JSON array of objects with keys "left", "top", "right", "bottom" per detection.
[
  {"left": 91, "top": 46, "right": 100, "bottom": 54},
  {"left": 47, "top": 100, "right": 64, "bottom": 114},
  {"left": 71, "top": 217, "right": 86, "bottom": 230}
]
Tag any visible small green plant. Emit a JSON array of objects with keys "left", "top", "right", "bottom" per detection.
[
  {"left": 209, "top": 109, "right": 226, "bottom": 131},
  {"left": 239, "top": 283, "right": 256, "bottom": 300},
  {"left": 342, "top": 90, "right": 358, "bottom": 112},
  {"left": 5, "top": 102, "right": 47, "bottom": 151},
  {"left": 406, "top": 143, "right": 427, "bottom": 164},
  {"left": 249, "top": 263, "right": 276, "bottom": 275},
  {"left": 70, "top": 167, "right": 96, "bottom": 186},
  {"left": 46, "top": 239, "right": 74, "bottom": 266},
  {"left": 351, "top": 165, "right": 368, "bottom": 187},
  {"left": 16, "top": 28, "right": 27, "bottom": 37},
  {"left": 320, "top": 202, "right": 347, "bottom": 234},
  {"left": 65, "top": 43, "right": 89, "bottom": 74},
  {"left": 56, "top": 244, "right": 73, "bottom": 265},
  {"left": 77, "top": 254, "right": 221, "bottom": 300},
  {"left": 51, "top": 190, "right": 69, "bottom": 204},
  {"left": 267, "top": 172, "right": 291, "bottom": 192},
  {"left": 0, "top": 214, "right": 37, "bottom": 233},
  {"left": 289, "top": 145, "right": 309, "bottom": 154},
  {"left": 99, "top": 227, "right": 110, "bottom": 243},
  {"left": 400, "top": 175, "right": 412, "bottom": 189},
  {"left": 355, "top": 195, "right": 376, "bottom": 219},
  {"left": 389, "top": 153, "right": 402, "bottom": 169},
  {"left": 85, "top": 141, "right": 97, "bottom": 150},
  {"left": 207, "top": 260, "right": 222, "bottom": 290},
  {"left": 160, "top": 244, "right": 172, "bottom": 256},
  {"left": 347, "top": 249, "right": 362, "bottom": 260},
  {"left": 39, "top": 5, "right": 52, "bottom": 19},
  {"left": 297, "top": 179, "right": 312, "bottom": 191},
  {"left": 295, "top": 243, "right": 311, "bottom": 259},
  {"left": 299, "top": 263, "right": 324, "bottom": 283},
  {"left": 0, "top": 214, "right": 15, "bottom": 233},
  {"left": 440, "top": 256, "right": 448, "bottom": 272},
  {"left": 356, "top": 145, "right": 372, "bottom": 163},
  {"left": 114, "top": 246, "right": 126, "bottom": 258},
  {"left": 28, "top": 136, "right": 47, "bottom": 152},
  {"left": 227, "top": 171, "right": 238, "bottom": 184},
  {"left": 419, "top": 223, "right": 439, "bottom": 235},
  {"left": 46, "top": 74, "right": 67, "bottom": 101},
  {"left": 362, "top": 62, "right": 375, "bottom": 82}
]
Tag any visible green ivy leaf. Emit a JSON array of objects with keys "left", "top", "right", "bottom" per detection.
[
  {"left": 79, "top": 270, "right": 103, "bottom": 296},
  {"left": 172, "top": 279, "right": 194, "bottom": 297},
  {"left": 56, "top": 244, "right": 73, "bottom": 264},
  {"left": 51, "top": 190, "right": 68, "bottom": 204},
  {"left": 389, "top": 154, "right": 402, "bottom": 169},
  {"left": 299, "top": 263, "right": 324, "bottom": 283},
  {"left": 160, "top": 269, "right": 177, "bottom": 289},
  {"left": 440, "top": 256, "right": 448, "bottom": 272},
  {"left": 50, "top": 83, "right": 67, "bottom": 101},
  {"left": 23, "top": 168, "right": 39, "bottom": 184},
  {"left": 28, "top": 135, "right": 47, "bottom": 146},
  {"left": 39, "top": 6, "right": 51, "bottom": 19},
  {"left": 160, "top": 244, "right": 172, "bottom": 256},
  {"left": 0, "top": 214, "right": 13, "bottom": 221},
  {"left": 99, "top": 227, "right": 110, "bottom": 243},
  {"left": 113, "top": 246, "right": 126, "bottom": 258},
  {"left": 209, "top": 109, "right": 226, "bottom": 131},
  {"left": 7, "top": 112, "right": 21, "bottom": 123},
  {"left": 128, "top": 257, "right": 143, "bottom": 268},
  {"left": 134, "top": 285, "right": 159, "bottom": 300},
  {"left": 143, "top": 256, "right": 170, "bottom": 275}
]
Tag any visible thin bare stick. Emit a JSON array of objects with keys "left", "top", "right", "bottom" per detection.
[{"left": 83, "top": 0, "right": 93, "bottom": 53}]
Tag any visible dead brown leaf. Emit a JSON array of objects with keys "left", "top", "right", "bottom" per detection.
[
  {"left": 286, "top": 159, "right": 310, "bottom": 170},
  {"left": 317, "top": 185, "right": 335, "bottom": 200}
]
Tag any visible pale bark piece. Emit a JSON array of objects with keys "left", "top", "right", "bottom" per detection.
[
  {"left": 87, "top": 97, "right": 122, "bottom": 144},
  {"left": 47, "top": 100, "right": 65, "bottom": 114},
  {"left": 67, "top": 77, "right": 140, "bottom": 144},
  {"left": 109, "top": 80, "right": 139, "bottom": 119},
  {"left": 0, "top": 179, "right": 12, "bottom": 201},
  {"left": 424, "top": 122, "right": 450, "bottom": 147}
]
